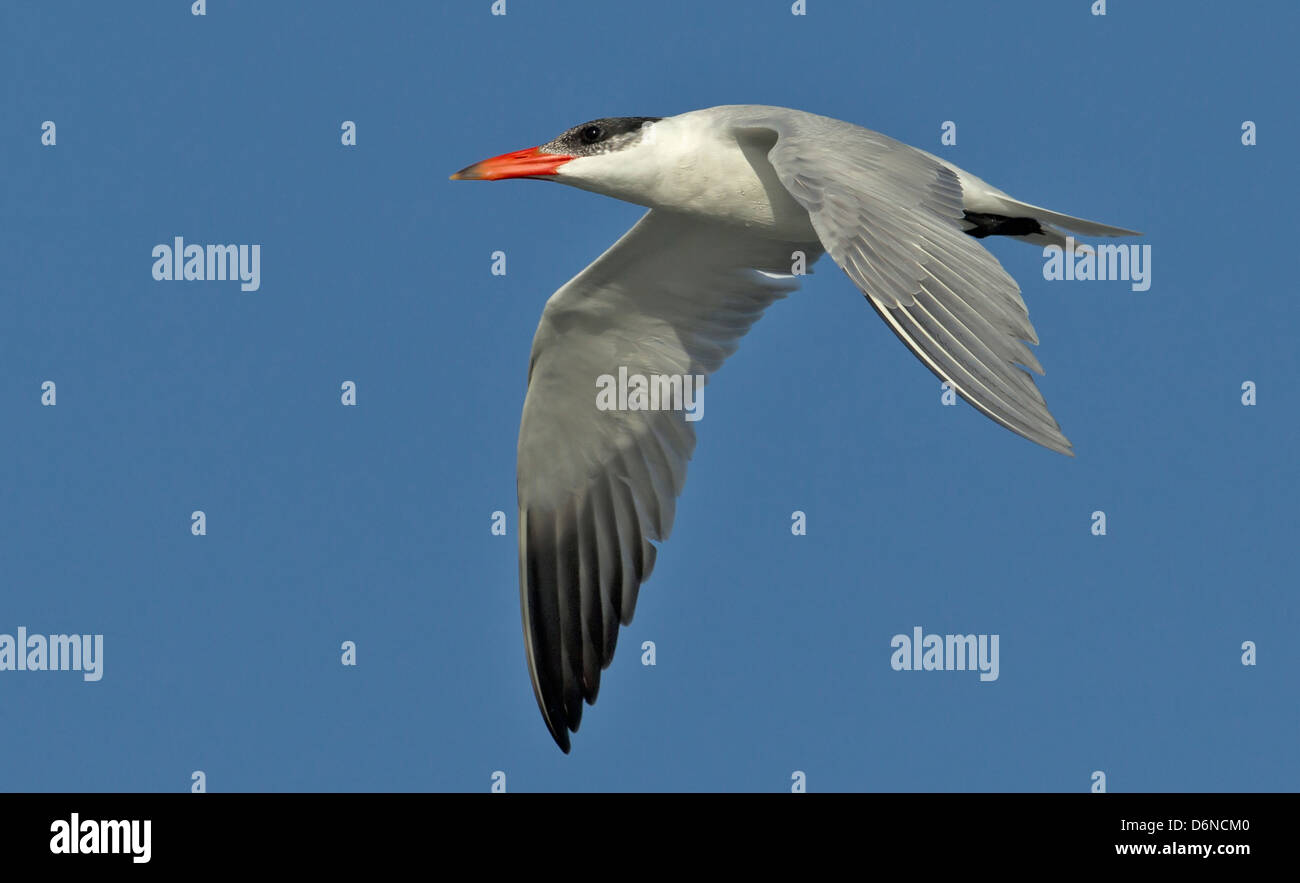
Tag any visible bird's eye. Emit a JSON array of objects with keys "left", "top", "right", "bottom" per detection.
[{"left": 580, "top": 125, "right": 604, "bottom": 144}]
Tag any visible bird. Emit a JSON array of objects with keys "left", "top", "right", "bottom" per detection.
[{"left": 450, "top": 104, "right": 1140, "bottom": 752}]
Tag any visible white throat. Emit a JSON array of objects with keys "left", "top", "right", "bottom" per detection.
[{"left": 555, "top": 114, "right": 817, "bottom": 240}]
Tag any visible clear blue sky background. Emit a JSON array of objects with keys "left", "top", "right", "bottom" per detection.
[{"left": 3, "top": 0, "right": 1296, "bottom": 792}]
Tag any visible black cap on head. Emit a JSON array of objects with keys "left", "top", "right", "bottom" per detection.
[{"left": 541, "top": 117, "right": 662, "bottom": 156}]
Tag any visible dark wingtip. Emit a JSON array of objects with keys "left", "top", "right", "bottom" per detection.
[{"left": 550, "top": 723, "right": 572, "bottom": 754}]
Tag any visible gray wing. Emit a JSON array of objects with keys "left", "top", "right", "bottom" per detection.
[
  {"left": 518, "top": 209, "right": 823, "bottom": 751},
  {"left": 734, "top": 111, "right": 1073, "bottom": 455}
]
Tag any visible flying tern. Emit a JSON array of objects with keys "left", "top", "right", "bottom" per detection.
[{"left": 451, "top": 104, "right": 1139, "bottom": 752}]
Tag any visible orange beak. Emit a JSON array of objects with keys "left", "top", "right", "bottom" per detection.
[{"left": 449, "top": 146, "right": 575, "bottom": 181}]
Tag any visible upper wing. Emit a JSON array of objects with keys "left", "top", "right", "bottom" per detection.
[
  {"left": 518, "top": 209, "right": 823, "bottom": 751},
  {"left": 736, "top": 114, "right": 1073, "bottom": 455}
]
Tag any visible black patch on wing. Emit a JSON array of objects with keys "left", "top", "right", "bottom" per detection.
[{"left": 962, "top": 211, "right": 1045, "bottom": 239}]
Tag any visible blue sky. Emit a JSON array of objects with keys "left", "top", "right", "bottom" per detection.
[{"left": 2, "top": 0, "right": 1296, "bottom": 792}]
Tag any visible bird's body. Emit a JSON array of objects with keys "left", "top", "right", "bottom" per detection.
[{"left": 451, "top": 104, "right": 1139, "bottom": 752}]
